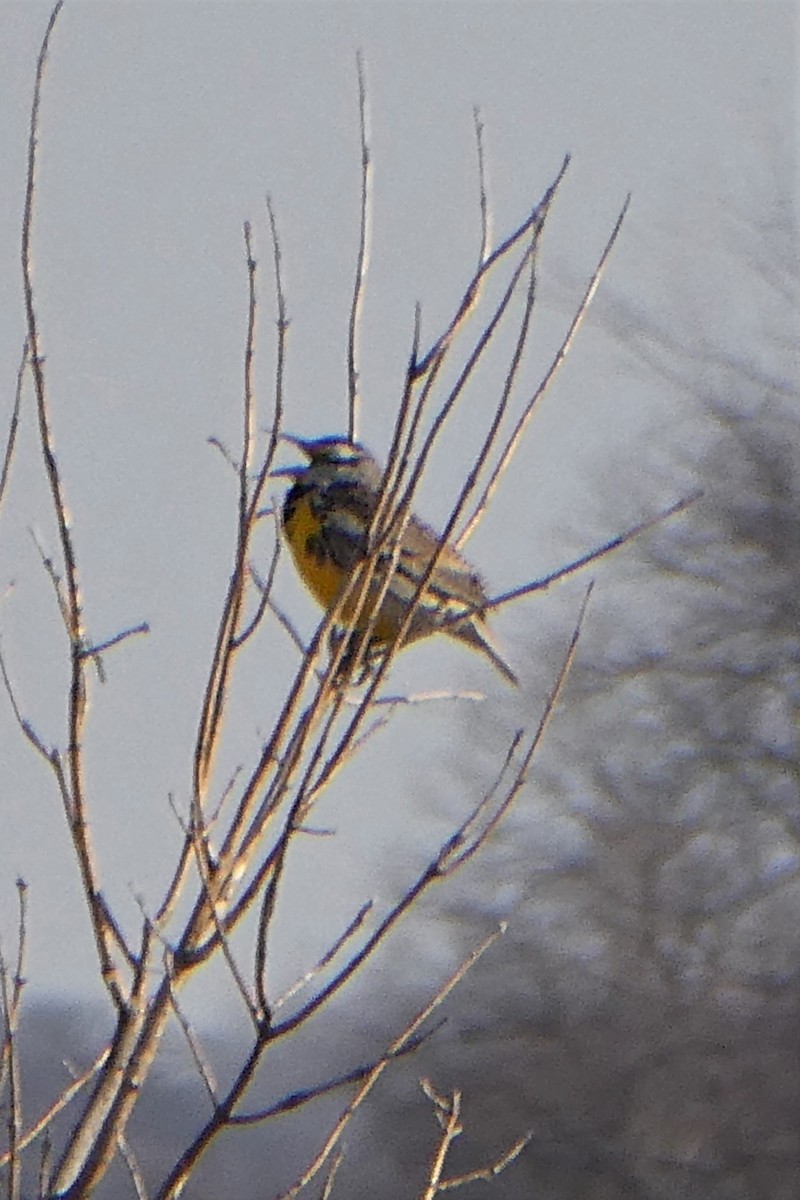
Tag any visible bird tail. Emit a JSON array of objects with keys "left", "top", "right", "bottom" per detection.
[{"left": 451, "top": 618, "right": 519, "bottom": 687}]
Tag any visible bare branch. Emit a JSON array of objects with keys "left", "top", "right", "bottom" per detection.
[
  {"left": 485, "top": 491, "right": 701, "bottom": 613},
  {"left": 455, "top": 225, "right": 537, "bottom": 549},
  {"left": 20, "top": 0, "right": 129, "bottom": 1012},
  {"left": 457, "top": 192, "right": 632, "bottom": 547},
  {"left": 152, "top": 1029, "right": 271, "bottom": 1200},
  {"left": 207, "top": 435, "right": 240, "bottom": 474},
  {"left": 229, "top": 1028, "right": 435, "bottom": 1125},
  {"left": 275, "top": 926, "right": 506, "bottom": 1199},
  {"left": 28, "top": 526, "right": 70, "bottom": 634},
  {"left": 369, "top": 688, "right": 485, "bottom": 707},
  {"left": 207, "top": 765, "right": 244, "bottom": 829}
]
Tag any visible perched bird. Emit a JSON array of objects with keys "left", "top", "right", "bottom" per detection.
[{"left": 274, "top": 434, "right": 518, "bottom": 686}]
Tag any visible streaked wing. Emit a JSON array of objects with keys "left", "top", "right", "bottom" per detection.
[
  {"left": 399, "top": 516, "right": 487, "bottom": 608},
  {"left": 318, "top": 506, "right": 370, "bottom": 573}
]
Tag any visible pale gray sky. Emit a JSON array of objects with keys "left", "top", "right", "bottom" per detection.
[{"left": 0, "top": 2, "right": 795, "bottom": 1023}]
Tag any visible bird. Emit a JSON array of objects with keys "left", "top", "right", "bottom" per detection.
[{"left": 273, "top": 434, "right": 518, "bottom": 686}]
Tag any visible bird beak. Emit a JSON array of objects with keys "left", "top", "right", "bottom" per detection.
[
  {"left": 268, "top": 463, "right": 303, "bottom": 479},
  {"left": 279, "top": 433, "right": 312, "bottom": 453},
  {"left": 268, "top": 433, "right": 310, "bottom": 479}
]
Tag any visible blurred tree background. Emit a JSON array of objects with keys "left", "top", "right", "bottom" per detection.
[{"left": 333, "top": 179, "right": 800, "bottom": 1197}]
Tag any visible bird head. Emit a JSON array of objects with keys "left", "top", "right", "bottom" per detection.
[{"left": 271, "top": 434, "right": 381, "bottom": 487}]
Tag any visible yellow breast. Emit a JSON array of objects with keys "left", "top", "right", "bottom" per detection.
[
  {"left": 283, "top": 490, "right": 404, "bottom": 642},
  {"left": 284, "top": 491, "right": 347, "bottom": 611}
]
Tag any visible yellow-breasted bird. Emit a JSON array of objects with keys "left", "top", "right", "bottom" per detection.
[{"left": 274, "top": 435, "right": 518, "bottom": 686}]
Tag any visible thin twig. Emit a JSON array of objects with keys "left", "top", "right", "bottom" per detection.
[
  {"left": 165, "top": 975, "right": 219, "bottom": 1107},
  {"left": 241, "top": 220, "right": 258, "bottom": 529},
  {"left": 38, "top": 1135, "right": 53, "bottom": 1199},
  {"left": 0, "top": 341, "right": 28, "bottom": 520},
  {"left": 347, "top": 49, "right": 371, "bottom": 442},
  {"left": 0, "top": 644, "right": 52, "bottom": 760},
  {"left": 420, "top": 1078, "right": 532, "bottom": 1194},
  {"left": 28, "top": 526, "right": 70, "bottom": 634},
  {"left": 484, "top": 491, "right": 701, "bottom": 614},
  {"left": 264, "top": 594, "right": 313, "bottom": 659},
  {"left": 437, "top": 1130, "right": 533, "bottom": 1191},
  {"left": 269, "top": 829, "right": 509, "bottom": 1040},
  {"left": 273, "top": 900, "right": 374, "bottom": 1009},
  {"left": 228, "top": 1028, "right": 435, "bottom": 1125},
  {"left": 116, "top": 1133, "right": 149, "bottom": 1200},
  {"left": 207, "top": 435, "right": 240, "bottom": 474},
  {"left": 192, "top": 228, "right": 260, "bottom": 798},
  {"left": 78, "top": 622, "right": 150, "bottom": 659},
  {"left": 455, "top": 228, "right": 538, "bottom": 549},
  {"left": 264, "top": 193, "right": 289, "bottom": 460},
  {"left": 472, "top": 107, "right": 490, "bottom": 269},
  {"left": 252, "top": 688, "right": 352, "bottom": 1014},
  {"left": 185, "top": 792, "right": 261, "bottom": 1028},
  {"left": 370, "top": 688, "right": 485, "bottom": 707},
  {"left": 441, "top": 585, "right": 593, "bottom": 876},
  {"left": 420, "top": 1084, "right": 462, "bottom": 1199},
  {"left": 319, "top": 1149, "right": 344, "bottom": 1200},
  {"left": 0, "top": 881, "right": 27, "bottom": 1200},
  {"left": 234, "top": 540, "right": 282, "bottom": 648},
  {"left": 0, "top": 1048, "right": 109, "bottom": 1170},
  {"left": 177, "top": 196, "right": 294, "bottom": 905},
  {"left": 208, "top": 764, "right": 244, "bottom": 828},
  {"left": 414, "top": 155, "right": 569, "bottom": 379}
]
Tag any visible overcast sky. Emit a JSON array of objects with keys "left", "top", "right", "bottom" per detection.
[{"left": 0, "top": 2, "right": 795, "bottom": 1025}]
